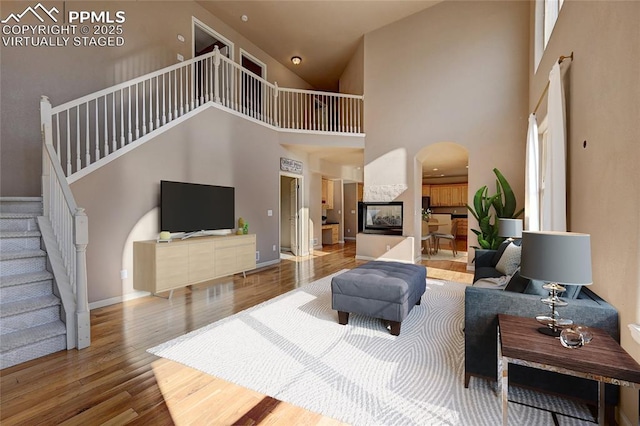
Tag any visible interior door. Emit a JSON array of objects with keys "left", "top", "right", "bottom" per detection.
[
  {"left": 241, "top": 54, "right": 264, "bottom": 119},
  {"left": 290, "top": 178, "right": 299, "bottom": 256}
]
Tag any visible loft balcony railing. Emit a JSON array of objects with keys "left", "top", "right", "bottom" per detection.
[{"left": 41, "top": 47, "right": 364, "bottom": 181}]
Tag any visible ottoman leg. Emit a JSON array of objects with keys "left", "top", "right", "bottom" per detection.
[
  {"left": 389, "top": 321, "right": 401, "bottom": 336},
  {"left": 338, "top": 311, "right": 349, "bottom": 325},
  {"left": 416, "top": 298, "right": 421, "bottom": 305}
]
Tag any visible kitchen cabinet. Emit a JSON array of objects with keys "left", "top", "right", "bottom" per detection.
[
  {"left": 454, "top": 218, "right": 468, "bottom": 238},
  {"left": 430, "top": 183, "right": 468, "bottom": 207},
  {"left": 422, "top": 184, "right": 431, "bottom": 197},
  {"left": 322, "top": 224, "right": 339, "bottom": 244},
  {"left": 322, "top": 178, "right": 334, "bottom": 209}
]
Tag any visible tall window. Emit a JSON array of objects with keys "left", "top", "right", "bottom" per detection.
[
  {"left": 543, "top": 0, "right": 564, "bottom": 48},
  {"left": 535, "top": 0, "right": 564, "bottom": 70}
]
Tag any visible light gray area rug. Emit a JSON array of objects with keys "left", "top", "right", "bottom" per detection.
[{"left": 148, "top": 272, "right": 595, "bottom": 425}]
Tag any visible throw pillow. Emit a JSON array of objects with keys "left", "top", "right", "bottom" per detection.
[
  {"left": 495, "top": 242, "right": 521, "bottom": 276},
  {"left": 491, "top": 240, "right": 511, "bottom": 267}
]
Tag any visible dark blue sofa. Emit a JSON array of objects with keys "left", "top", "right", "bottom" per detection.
[{"left": 465, "top": 248, "right": 620, "bottom": 410}]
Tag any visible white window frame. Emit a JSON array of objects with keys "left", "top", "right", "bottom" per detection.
[{"left": 534, "top": 0, "right": 565, "bottom": 71}]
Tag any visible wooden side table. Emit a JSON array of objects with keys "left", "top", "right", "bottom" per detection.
[{"left": 498, "top": 314, "right": 640, "bottom": 425}]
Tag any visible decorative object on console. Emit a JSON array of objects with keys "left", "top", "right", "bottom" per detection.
[
  {"left": 158, "top": 231, "right": 172, "bottom": 243},
  {"left": 498, "top": 218, "right": 523, "bottom": 241},
  {"left": 520, "top": 231, "right": 593, "bottom": 337},
  {"left": 559, "top": 325, "right": 593, "bottom": 349}
]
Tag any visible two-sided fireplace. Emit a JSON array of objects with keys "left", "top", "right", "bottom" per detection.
[{"left": 358, "top": 202, "right": 403, "bottom": 236}]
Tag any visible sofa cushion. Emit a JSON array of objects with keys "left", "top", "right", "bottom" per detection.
[
  {"left": 523, "top": 280, "right": 583, "bottom": 299},
  {"left": 504, "top": 269, "right": 530, "bottom": 293},
  {"left": 495, "top": 242, "right": 521, "bottom": 276},
  {"left": 474, "top": 266, "right": 506, "bottom": 281}
]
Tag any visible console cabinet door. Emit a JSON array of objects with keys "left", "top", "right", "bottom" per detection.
[
  {"left": 188, "top": 241, "right": 215, "bottom": 283},
  {"left": 155, "top": 244, "right": 189, "bottom": 292}
]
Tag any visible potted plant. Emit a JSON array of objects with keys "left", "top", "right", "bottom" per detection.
[{"left": 466, "top": 168, "right": 523, "bottom": 250}]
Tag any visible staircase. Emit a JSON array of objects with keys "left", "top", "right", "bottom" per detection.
[{"left": 0, "top": 197, "right": 66, "bottom": 369}]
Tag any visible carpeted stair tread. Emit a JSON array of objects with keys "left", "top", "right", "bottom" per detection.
[
  {"left": 0, "top": 212, "right": 40, "bottom": 219},
  {"left": 0, "top": 321, "right": 66, "bottom": 353},
  {"left": 0, "top": 294, "right": 60, "bottom": 318},
  {"left": 0, "top": 249, "right": 46, "bottom": 261},
  {"left": 0, "top": 231, "right": 41, "bottom": 238},
  {"left": 0, "top": 197, "right": 43, "bottom": 202},
  {"left": 0, "top": 271, "right": 53, "bottom": 288}
]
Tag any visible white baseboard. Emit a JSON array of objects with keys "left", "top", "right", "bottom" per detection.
[
  {"left": 89, "top": 290, "right": 150, "bottom": 310},
  {"left": 90, "top": 261, "right": 280, "bottom": 310}
]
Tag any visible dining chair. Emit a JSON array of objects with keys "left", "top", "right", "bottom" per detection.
[
  {"left": 421, "top": 220, "right": 434, "bottom": 258},
  {"left": 433, "top": 220, "right": 459, "bottom": 256}
]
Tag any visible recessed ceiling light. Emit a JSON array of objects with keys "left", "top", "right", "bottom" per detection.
[
  {"left": 433, "top": 168, "right": 438, "bottom": 171},
  {"left": 291, "top": 56, "right": 302, "bottom": 65},
  {"left": 241, "top": 15, "right": 248, "bottom": 22}
]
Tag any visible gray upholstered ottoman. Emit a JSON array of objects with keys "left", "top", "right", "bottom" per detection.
[{"left": 331, "top": 261, "right": 426, "bottom": 335}]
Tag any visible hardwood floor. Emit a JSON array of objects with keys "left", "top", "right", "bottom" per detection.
[{"left": 0, "top": 241, "right": 473, "bottom": 425}]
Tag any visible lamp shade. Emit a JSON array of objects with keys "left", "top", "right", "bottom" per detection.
[
  {"left": 520, "top": 231, "right": 592, "bottom": 285},
  {"left": 498, "top": 218, "right": 523, "bottom": 238}
]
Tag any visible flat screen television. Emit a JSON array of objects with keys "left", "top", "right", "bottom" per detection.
[{"left": 160, "top": 180, "right": 235, "bottom": 234}]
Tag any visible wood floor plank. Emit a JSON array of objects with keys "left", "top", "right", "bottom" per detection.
[{"left": 0, "top": 241, "right": 472, "bottom": 425}]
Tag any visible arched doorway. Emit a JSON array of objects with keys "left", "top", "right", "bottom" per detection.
[{"left": 416, "top": 142, "right": 469, "bottom": 259}]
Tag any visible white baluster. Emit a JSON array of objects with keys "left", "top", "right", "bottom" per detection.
[
  {"left": 190, "top": 62, "right": 195, "bottom": 111},
  {"left": 112, "top": 93, "right": 116, "bottom": 151},
  {"left": 55, "top": 113, "right": 60, "bottom": 160},
  {"left": 162, "top": 74, "right": 167, "bottom": 125},
  {"left": 95, "top": 100, "right": 100, "bottom": 161},
  {"left": 180, "top": 67, "right": 184, "bottom": 116},
  {"left": 135, "top": 84, "right": 140, "bottom": 139},
  {"left": 214, "top": 47, "right": 221, "bottom": 103},
  {"left": 120, "top": 89, "right": 125, "bottom": 148},
  {"left": 142, "top": 80, "right": 147, "bottom": 135},
  {"left": 156, "top": 76, "right": 160, "bottom": 129},
  {"left": 127, "top": 86, "right": 132, "bottom": 143},
  {"left": 76, "top": 107, "right": 81, "bottom": 171},
  {"left": 104, "top": 97, "right": 108, "bottom": 155}
]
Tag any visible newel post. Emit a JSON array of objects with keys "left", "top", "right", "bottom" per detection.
[
  {"left": 213, "top": 46, "right": 221, "bottom": 104},
  {"left": 274, "top": 82, "right": 279, "bottom": 127},
  {"left": 74, "top": 207, "right": 91, "bottom": 349},
  {"left": 40, "top": 96, "right": 53, "bottom": 217}
]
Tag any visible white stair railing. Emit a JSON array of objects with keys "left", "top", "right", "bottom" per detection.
[
  {"left": 40, "top": 96, "right": 90, "bottom": 349},
  {"left": 44, "top": 47, "right": 364, "bottom": 180}
]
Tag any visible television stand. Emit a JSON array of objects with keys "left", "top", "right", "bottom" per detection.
[{"left": 134, "top": 234, "right": 256, "bottom": 297}]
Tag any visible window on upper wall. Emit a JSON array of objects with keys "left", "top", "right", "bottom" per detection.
[
  {"left": 534, "top": 0, "right": 565, "bottom": 71},
  {"left": 544, "top": 0, "right": 564, "bottom": 48}
]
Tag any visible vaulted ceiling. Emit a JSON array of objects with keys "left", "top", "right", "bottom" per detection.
[{"left": 197, "top": 1, "right": 440, "bottom": 91}]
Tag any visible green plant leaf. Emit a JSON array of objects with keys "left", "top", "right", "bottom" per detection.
[{"left": 494, "top": 168, "right": 517, "bottom": 218}]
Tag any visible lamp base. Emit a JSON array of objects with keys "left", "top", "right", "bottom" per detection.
[{"left": 537, "top": 327, "right": 561, "bottom": 337}]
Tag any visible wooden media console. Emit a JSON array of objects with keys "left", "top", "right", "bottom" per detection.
[{"left": 134, "top": 233, "right": 256, "bottom": 296}]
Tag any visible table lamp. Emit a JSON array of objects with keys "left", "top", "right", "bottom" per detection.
[
  {"left": 498, "top": 218, "right": 523, "bottom": 241},
  {"left": 520, "top": 231, "right": 592, "bottom": 337}
]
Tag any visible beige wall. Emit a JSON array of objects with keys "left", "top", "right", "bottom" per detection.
[
  {"left": 343, "top": 182, "right": 358, "bottom": 239},
  {"left": 0, "top": 1, "right": 312, "bottom": 197},
  {"left": 531, "top": 1, "right": 640, "bottom": 421},
  {"left": 70, "top": 105, "right": 323, "bottom": 304},
  {"left": 362, "top": 1, "right": 529, "bottom": 259},
  {"left": 339, "top": 38, "right": 365, "bottom": 96}
]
